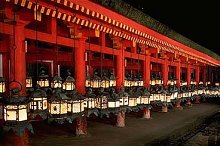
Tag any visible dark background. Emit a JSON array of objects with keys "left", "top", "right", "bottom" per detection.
[{"left": 123, "top": 0, "right": 220, "bottom": 56}]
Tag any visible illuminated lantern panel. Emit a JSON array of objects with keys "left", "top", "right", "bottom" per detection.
[
  {"left": 63, "top": 82, "right": 75, "bottom": 91},
  {"left": 30, "top": 88, "right": 47, "bottom": 110},
  {"left": 150, "top": 80, "right": 156, "bottom": 86},
  {"left": 67, "top": 100, "right": 85, "bottom": 113},
  {"left": 0, "top": 77, "right": 5, "bottom": 94},
  {"left": 95, "top": 96, "right": 108, "bottom": 109},
  {"left": 51, "top": 75, "right": 63, "bottom": 89},
  {"left": 63, "top": 75, "right": 75, "bottom": 91},
  {"left": 26, "top": 77, "right": 32, "bottom": 88},
  {"left": 4, "top": 104, "right": 28, "bottom": 122},
  {"left": 85, "top": 98, "right": 96, "bottom": 109},
  {"left": 137, "top": 96, "right": 150, "bottom": 104},
  {"left": 128, "top": 97, "right": 137, "bottom": 107},
  {"left": 48, "top": 90, "right": 70, "bottom": 118},
  {"left": 37, "top": 69, "right": 50, "bottom": 88},
  {"left": 49, "top": 102, "right": 68, "bottom": 115},
  {"left": 109, "top": 80, "right": 116, "bottom": 87},
  {"left": 90, "top": 80, "right": 100, "bottom": 88},
  {"left": 37, "top": 79, "right": 49, "bottom": 88},
  {"left": 108, "top": 100, "right": 120, "bottom": 108},
  {"left": 119, "top": 96, "right": 128, "bottom": 106},
  {"left": 100, "top": 80, "right": 110, "bottom": 88},
  {"left": 166, "top": 95, "right": 172, "bottom": 102},
  {"left": 30, "top": 97, "right": 47, "bottom": 110},
  {"left": 85, "top": 79, "right": 91, "bottom": 87},
  {"left": 124, "top": 80, "right": 132, "bottom": 87}
]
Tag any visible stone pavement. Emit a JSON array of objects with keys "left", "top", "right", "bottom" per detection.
[{"left": 30, "top": 103, "right": 220, "bottom": 146}]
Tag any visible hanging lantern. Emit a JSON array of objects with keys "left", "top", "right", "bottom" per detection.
[
  {"left": 109, "top": 72, "right": 116, "bottom": 87},
  {"left": 48, "top": 89, "right": 70, "bottom": 118},
  {"left": 26, "top": 76, "right": 32, "bottom": 88},
  {"left": 4, "top": 87, "right": 30, "bottom": 122},
  {"left": 124, "top": 75, "right": 132, "bottom": 87},
  {"left": 37, "top": 69, "right": 50, "bottom": 88},
  {"left": 95, "top": 88, "right": 108, "bottom": 109},
  {"left": 107, "top": 88, "right": 120, "bottom": 108},
  {"left": 128, "top": 88, "right": 138, "bottom": 107},
  {"left": 137, "top": 88, "right": 150, "bottom": 105},
  {"left": 63, "top": 71, "right": 75, "bottom": 91},
  {"left": 100, "top": 74, "right": 110, "bottom": 88},
  {"left": 85, "top": 88, "right": 96, "bottom": 109},
  {"left": 29, "top": 85, "right": 47, "bottom": 111},
  {"left": 0, "top": 77, "right": 6, "bottom": 94},
  {"left": 67, "top": 90, "right": 85, "bottom": 113},
  {"left": 91, "top": 72, "right": 101, "bottom": 88},
  {"left": 150, "top": 80, "right": 156, "bottom": 85},
  {"left": 118, "top": 87, "right": 129, "bottom": 106},
  {"left": 85, "top": 76, "right": 91, "bottom": 87},
  {"left": 51, "top": 74, "right": 62, "bottom": 89}
]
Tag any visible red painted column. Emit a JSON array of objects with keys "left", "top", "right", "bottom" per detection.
[
  {"left": 162, "top": 58, "right": 168, "bottom": 87},
  {"left": 187, "top": 64, "right": 191, "bottom": 87},
  {"left": 195, "top": 65, "right": 200, "bottom": 86},
  {"left": 116, "top": 47, "right": 124, "bottom": 92},
  {"left": 75, "top": 38, "right": 86, "bottom": 95},
  {"left": 143, "top": 50, "right": 151, "bottom": 88},
  {"left": 10, "top": 22, "right": 26, "bottom": 95},
  {"left": 176, "top": 60, "right": 181, "bottom": 88}
]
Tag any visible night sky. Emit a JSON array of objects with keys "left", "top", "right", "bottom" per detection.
[{"left": 123, "top": 0, "right": 220, "bottom": 56}]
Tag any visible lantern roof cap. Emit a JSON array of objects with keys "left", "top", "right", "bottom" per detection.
[
  {"left": 118, "top": 87, "right": 129, "bottom": 97},
  {"left": 4, "top": 93, "right": 30, "bottom": 105},
  {"left": 52, "top": 74, "right": 63, "bottom": 82},
  {"left": 38, "top": 69, "right": 49, "bottom": 78},
  {"left": 32, "top": 87, "right": 47, "bottom": 98},
  {"left": 86, "top": 88, "right": 96, "bottom": 98},
  {"left": 50, "top": 89, "right": 70, "bottom": 101}
]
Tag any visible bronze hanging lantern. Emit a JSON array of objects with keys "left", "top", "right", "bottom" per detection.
[
  {"left": 118, "top": 87, "right": 129, "bottom": 106},
  {"left": 29, "top": 85, "right": 47, "bottom": 111},
  {"left": 107, "top": 88, "right": 120, "bottom": 108},
  {"left": 48, "top": 88, "right": 70, "bottom": 119},
  {"left": 67, "top": 89, "right": 85, "bottom": 114},
  {"left": 51, "top": 74, "right": 62, "bottom": 89},
  {"left": 37, "top": 69, "right": 50, "bottom": 88},
  {"left": 95, "top": 87, "right": 108, "bottom": 109},
  {"left": 4, "top": 82, "right": 30, "bottom": 122},
  {"left": 85, "top": 88, "right": 96, "bottom": 109},
  {"left": 63, "top": 71, "right": 75, "bottom": 91}
]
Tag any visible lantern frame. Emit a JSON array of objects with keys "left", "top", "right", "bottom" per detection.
[
  {"left": 37, "top": 69, "right": 50, "bottom": 88},
  {"left": 67, "top": 91, "right": 85, "bottom": 114},
  {"left": 26, "top": 76, "right": 33, "bottom": 88},
  {"left": 4, "top": 91, "right": 30, "bottom": 122},
  {"left": 48, "top": 89, "right": 70, "bottom": 118},
  {"left": 29, "top": 87, "right": 47, "bottom": 111},
  {"left": 63, "top": 74, "right": 75, "bottom": 91}
]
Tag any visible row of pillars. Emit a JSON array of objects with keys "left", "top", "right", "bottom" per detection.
[{"left": 2, "top": 22, "right": 208, "bottom": 96}]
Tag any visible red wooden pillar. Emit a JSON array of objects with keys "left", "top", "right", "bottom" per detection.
[
  {"left": 195, "top": 65, "right": 200, "bottom": 86},
  {"left": 75, "top": 38, "right": 86, "bottom": 95},
  {"left": 162, "top": 58, "right": 168, "bottom": 87},
  {"left": 176, "top": 61, "right": 181, "bottom": 88},
  {"left": 143, "top": 50, "right": 151, "bottom": 88},
  {"left": 116, "top": 47, "right": 125, "bottom": 92},
  {"left": 10, "top": 22, "right": 26, "bottom": 95},
  {"left": 187, "top": 64, "right": 191, "bottom": 87}
]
